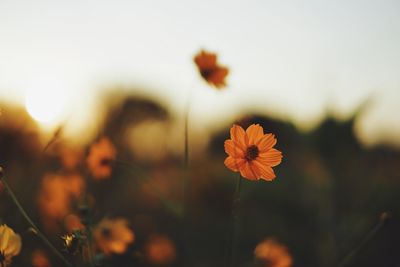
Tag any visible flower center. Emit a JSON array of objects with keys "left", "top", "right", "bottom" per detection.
[
  {"left": 245, "top": 145, "right": 259, "bottom": 161},
  {"left": 200, "top": 68, "right": 215, "bottom": 80},
  {"left": 101, "top": 227, "right": 112, "bottom": 239},
  {"left": 100, "top": 158, "right": 113, "bottom": 167}
]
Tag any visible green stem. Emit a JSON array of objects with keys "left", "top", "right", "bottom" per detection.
[
  {"left": 335, "top": 212, "right": 390, "bottom": 267},
  {"left": 0, "top": 168, "right": 75, "bottom": 267},
  {"left": 226, "top": 174, "right": 243, "bottom": 267}
]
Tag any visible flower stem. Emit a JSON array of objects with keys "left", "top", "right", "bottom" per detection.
[
  {"left": 0, "top": 167, "right": 75, "bottom": 267},
  {"left": 335, "top": 212, "right": 390, "bottom": 267},
  {"left": 226, "top": 174, "right": 243, "bottom": 267},
  {"left": 182, "top": 100, "right": 191, "bottom": 267}
]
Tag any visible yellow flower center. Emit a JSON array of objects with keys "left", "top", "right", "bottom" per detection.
[{"left": 245, "top": 145, "right": 259, "bottom": 161}]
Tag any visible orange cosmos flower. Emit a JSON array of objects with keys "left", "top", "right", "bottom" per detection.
[
  {"left": 194, "top": 50, "right": 229, "bottom": 88},
  {"left": 86, "top": 137, "right": 116, "bottom": 180},
  {"left": 224, "top": 124, "right": 282, "bottom": 181},
  {"left": 93, "top": 218, "right": 134, "bottom": 255},
  {"left": 254, "top": 238, "right": 292, "bottom": 267}
]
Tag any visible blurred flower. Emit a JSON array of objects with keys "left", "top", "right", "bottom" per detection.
[
  {"left": 0, "top": 224, "right": 22, "bottom": 266},
  {"left": 64, "top": 214, "right": 84, "bottom": 232},
  {"left": 93, "top": 218, "right": 134, "bottom": 255},
  {"left": 194, "top": 50, "right": 229, "bottom": 88},
  {"left": 224, "top": 124, "right": 282, "bottom": 181},
  {"left": 144, "top": 234, "right": 176, "bottom": 265},
  {"left": 38, "top": 174, "right": 85, "bottom": 227},
  {"left": 86, "top": 137, "right": 116, "bottom": 179},
  {"left": 254, "top": 239, "right": 292, "bottom": 267},
  {"left": 60, "top": 146, "right": 84, "bottom": 171},
  {"left": 31, "top": 250, "right": 51, "bottom": 267}
]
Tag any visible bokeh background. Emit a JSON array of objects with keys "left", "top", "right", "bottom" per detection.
[{"left": 0, "top": 1, "right": 399, "bottom": 267}]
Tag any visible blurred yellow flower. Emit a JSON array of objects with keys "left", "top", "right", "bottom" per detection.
[
  {"left": 224, "top": 124, "right": 282, "bottom": 181},
  {"left": 93, "top": 218, "right": 134, "bottom": 255},
  {"left": 254, "top": 238, "right": 292, "bottom": 267},
  {"left": 144, "top": 234, "right": 176, "bottom": 265},
  {"left": 0, "top": 224, "right": 22, "bottom": 266},
  {"left": 194, "top": 49, "right": 229, "bottom": 88},
  {"left": 86, "top": 137, "right": 116, "bottom": 180}
]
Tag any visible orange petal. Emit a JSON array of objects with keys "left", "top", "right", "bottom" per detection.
[
  {"left": 252, "top": 160, "right": 276, "bottom": 181},
  {"left": 230, "top": 124, "right": 248, "bottom": 149},
  {"left": 224, "top": 139, "right": 245, "bottom": 157},
  {"left": 209, "top": 67, "right": 228, "bottom": 88},
  {"left": 258, "top": 148, "right": 282, "bottom": 167},
  {"left": 257, "top": 134, "right": 277, "bottom": 151},
  {"left": 194, "top": 51, "right": 217, "bottom": 69},
  {"left": 239, "top": 162, "right": 260, "bottom": 181},
  {"left": 246, "top": 124, "right": 264, "bottom": 145},
  {"left": 224, "top": 156, "right": 246, "bottom": 172}
]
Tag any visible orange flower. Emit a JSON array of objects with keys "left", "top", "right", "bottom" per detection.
[
  {"left": 38, "top": 173, "right": 85, "bottom": 229},
  {"left": 194, "top": 50, "right": 229, "bottom": 88},
  {"left": 254, "top": 239, "right": 292, "bottom": 267},
  {"left": 144, "top": 234, "right": 176, "bottom": 265},
  {"left": 0, "top": 224, "right": 22, "bottom": 266},
  {"left": 31, "top": 250, "right": 51, "bottom": 267},
  {"left": 93, "top": 218, "right": 134, "bottom": 255},
  {"left": 224, "top": 124, "right": 282, "bottom": 181},
  {"left": 86, "top": 137, "right": 116, "bottom": 179}
]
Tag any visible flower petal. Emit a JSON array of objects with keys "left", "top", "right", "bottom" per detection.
[
  {"left": 252, "top": 160, "right": 276, "bottom": 181},
  {"left": 230, "top": 124, "right": 248, "bottom": 149},
  {"left": 4, "top": 233, "right": 22, "bottom": 256},
  {"left": 239, "top": 162, "right": 260, "bottom": 181},
  {"left": 224, "top": 139, "right": 245, "bottom": 157},
  {"left": 257, "top": 133, "right": 277, "bottom": 151},
  {"left": 258, "top": 148, "right": 283, "bottom": 167},
  {"left": 246, "top": 124, "right": 264, "bottom": 145},
  {"left": 224, "top": 156, "right": 246, "bottom": 172},
  {"left": 209, "top": 67, "right": 228, "bottom": 88}
]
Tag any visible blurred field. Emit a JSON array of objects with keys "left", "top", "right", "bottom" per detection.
[{"left": 0, "top": 91, "right": 399, "bottom": 267}]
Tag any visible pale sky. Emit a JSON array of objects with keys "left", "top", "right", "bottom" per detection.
[{"left": 0, "top": 0, "right": 399, "bottom": 146}]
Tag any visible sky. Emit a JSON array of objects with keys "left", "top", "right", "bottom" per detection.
[{"left": 0, "top": 0, "right": 399, "bottom": 146}]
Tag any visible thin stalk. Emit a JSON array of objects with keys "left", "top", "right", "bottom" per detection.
[
  {"left": 182, "top": 96, "right": 192, "bottom": 267},
  {"left": 183, "top": 102, "right": 190, "bottom": 218},
  {"left": 335, "top": 212, "right": 390, "bottom": 267},
  {"left": 226, "top": 174, "right": 243, "bottom": 267},
  {"left": 0, "top": 168, "right": 75, "bottom": 267}
]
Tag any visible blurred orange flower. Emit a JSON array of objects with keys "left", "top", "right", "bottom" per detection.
[
  {"left": 194, "top": 50, "right": 229, "bottom": 88},
  {"left": 224, "top": 124, "right": 282, "bottom": 181},
  {"left": 86, "top": 137, "right": 116, "bottom": 179},
  {"left": 254, "top": 239, "right": 292, "bottom": 267},
  {"left": 144, "top": 234, "right": 176, "bottom": 265},
  {"left": 60, "top": 146, "right": 84, "bottom": 171},
  {"left": 38, "top": 173, "right": 85, "bottom": 227},
  {"left": 93, "top": 218, "right": 134, "bottom": 255},
  {"left": 0, "top": 224, "right": 22, "bottom": 266},
  {"left": 31, "top": 250, "right": 51, "bottom": 267}
]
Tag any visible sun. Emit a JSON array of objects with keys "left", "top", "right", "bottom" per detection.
[{"left": 25, "top": 80, "right": 70, "bottom": 126}]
